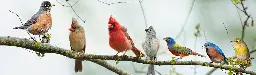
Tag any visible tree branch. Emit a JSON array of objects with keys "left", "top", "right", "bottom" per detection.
[
  {"left": 175, "top": 0, "right": 196, "bottom": 39},
  {"left": 0, "top": 36, "right": 255, "bottom": 74},
  {"left": 231, "top": 0, "right": 253, "bottom": 40},
  {"left": 0, "top": 36, "right": 130, "bottom": 75}
]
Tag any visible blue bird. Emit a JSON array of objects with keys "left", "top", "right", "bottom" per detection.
[{"left": 204, "top": 42, "right": 229, "bottom": 64}]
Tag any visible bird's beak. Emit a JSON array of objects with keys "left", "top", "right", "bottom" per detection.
[
  {"left": 50, "top": 4, "right": 55, "bottom": 8},
  {"left": 108, "top": 24, "right": 112, "bottom": 28},
  {"left": 163, "top": 37, "right": 167, "bottom": 40},
  {"left": 204, "top": 46, "right": 207, "bottom": 48},
  {"left": 145, "top": 29, "right": 148, "bottom": 32},
  {"left": 230, "top": 41, "right": 233, "bottom": 43},
  {"left": 69, "top": 28, "right": 74, "bottom": 32}
]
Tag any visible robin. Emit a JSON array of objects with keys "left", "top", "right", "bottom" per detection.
[{"left": 13, "top": 1, "right": 55, "bottom": 43}]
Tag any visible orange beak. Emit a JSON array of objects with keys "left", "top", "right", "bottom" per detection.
[
  {"left": 108, "top": 24, "right": 112, "bottom": 28},
  {"left": 69, "top": 28, "right": 74, "bottom": 31}
]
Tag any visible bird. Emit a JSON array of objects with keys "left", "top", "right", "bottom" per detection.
[
  {"left": 142, "top": 26, "right": 159, "bottom": 75},
  {"left": 13, "top": 1, "right": 55, "bottom": 43},
  {"left": 231, "top": 38, "right": 251, "bottom": 69},
  {"left": 204, "top": 42, "right": 229, "bottom": 64},
  {"left": 69, "top": 18, "right": 86, "bottom": 72},
  {"left": 108, "top": 15, "right": 144, "bottom": 57},
  {"left": 163, "top": 37, "right": 205, "bottom": 59}
]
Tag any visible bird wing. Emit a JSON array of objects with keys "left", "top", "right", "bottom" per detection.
[
  {"left": 120, "top": 26, "right": 133, "bottom": 45},
  {"left": 24, "top": 10, "right": 44, "bottom": 26},
  {"left": 121, "top": 26, "right": 144, "bottom": 57},
  {"left": 172, "top": 44, "right": 192, "bottom": 54},
  {"left": 215, "top": 46, "right": 226, "bottom": 58}
]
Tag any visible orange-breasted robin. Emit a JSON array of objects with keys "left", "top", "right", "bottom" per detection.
[{"left": 13, "top": 1, "right": 55, "bottom": 42}]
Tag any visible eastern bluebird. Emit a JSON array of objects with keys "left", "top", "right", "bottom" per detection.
[
  {"left": 204, "top": 42, "right": 229, "bottom": 64},
  {"left": 142, "top": 26, "right": 159, "bottom": 75},
  {"left": 69, "top": 18, "right": 86, "bottom": 72},
  {"left": 163, "top": 37, "right": 205, "bottom": 59},
  {"left": 108, "top": 16, "right": 144, "bottom": 57},
  {"left": 13, "top": 1, "right": 55, "bottom": 42}
]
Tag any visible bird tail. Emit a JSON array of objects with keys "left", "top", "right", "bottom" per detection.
[
  {"left": 13, "top": 25, "right": 29, "bottom": 29},
  {"left": 147, "top": 64, "right": 155, "bottom": 75},
  {"left": 131, "top": 47, "right": 145, "bottom": 57},
  {"left": 192, "top": 51, "right": 206, "bottom": 57},
  {"left": 75, "top": 59, "right": 83, "bottom": 72}
]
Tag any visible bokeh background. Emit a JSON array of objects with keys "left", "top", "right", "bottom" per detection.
[{"left": 0, "top": 0, "right": 255, "bottom": 75}]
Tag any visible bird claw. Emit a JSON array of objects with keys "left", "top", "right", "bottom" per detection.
[
  {"left": 41, "top": 34, "right": 51, "bottom": 43},
  {"left": 152, "top": 59, "right": 157, "bottom": 64},
  {"left": 174, "top": 57, "right": 183, "bottom": 60}
]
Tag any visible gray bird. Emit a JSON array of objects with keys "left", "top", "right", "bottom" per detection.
[
  {"left": 142, "top": 26, "right": 159, "bottom": 75},
  {"left": 69, "top": 18, "right": 86, "bottom": 72},
  {"left": 13, "top": 1, "right": 55, "bottom": 42}
]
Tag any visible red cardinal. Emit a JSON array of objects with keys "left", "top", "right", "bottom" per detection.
[{"left": 108, "top": 15, "right": 144, "bottom": 57}]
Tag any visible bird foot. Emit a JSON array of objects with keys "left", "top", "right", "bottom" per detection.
[
  {"left": 174, "top": 57, "right": 182, "bottom": 60},
  {"left": 152, "top": 59, "right": 157, "bottom": 64},
  {"left": 41, "top": 34, "right": 51, "bottom": 43}
]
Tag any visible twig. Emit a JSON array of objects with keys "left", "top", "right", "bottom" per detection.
[
  {"left": 66, "top": 1, "right": 86, "bottom": 23},
  {"left": 8, "top": 10, "right": 38, "bottom": 42},
  {"left": 55, "top": 0, "right": 86, "bottom": 23},
  {"left": 139, "top": 0, "right": 148, "bottom": 29},
  {"left": 89, "top": 59, "right": 130, "bottom": 75},
  {"left": 97, "top": 0, "right": 127, "bottom": 5},
  {"left": 8, "top": 10, "right": 24, "bottom": 25},
  {"left": 55, "top": 0, "right": 80, "bottom": 7},
  {"left": 175, "top": 0, "right": 196, "bottom": 39},
  {"left": 206, "top": 68, "right": 217, "bottom": 75},
  {"left": 231, "top": 0, "right": 253, "bottom": 40},
  {"left": 230, "top": 0, "right": 243, "bottom": 12},
  {"left": 0, "top": 36, "right": 255, "bottom": 74}
]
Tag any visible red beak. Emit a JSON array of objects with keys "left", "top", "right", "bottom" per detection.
[{"left": 69, "top": 28, "right": 74, "bottom": 31}]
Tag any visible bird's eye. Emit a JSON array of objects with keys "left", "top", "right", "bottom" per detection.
[
  {"left": 207, "top": 44, "right": 210, "bottom": 46},
  {"left": 235, "top": 40, "right": 239, "bottom": 42}
]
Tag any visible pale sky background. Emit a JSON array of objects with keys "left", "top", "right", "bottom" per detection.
[{"left": 0, "top": 0, "right": 255, "bottom": 75}]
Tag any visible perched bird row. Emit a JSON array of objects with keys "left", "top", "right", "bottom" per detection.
[
  {"left": 107, "top": 16, "right": 252, "bottom": 75},
  {"left": 11, "top": 1, "right": 252, "bottom": 74}
]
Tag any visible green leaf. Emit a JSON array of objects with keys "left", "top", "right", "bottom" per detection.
[
  {"left": 115, "top": 60, "right": 119, "bottom": 64},
  {"left": 194, "top": 33, "right": 198, "bottom": 37},
  {"left": 232, "top": 0, "right": 241, "bottom": 4},
  {"left": 228, "top": 69, "right": 234, "bottom": 75},
  {"left": 46, "top": 33, "right": 51, "bottom": 39},
  {"left": 171, "top": 60, "right": 176, "bottom": 64},
  {"left": 195, "top": 23, "right": 200, "bottom": 30},
  {"left": 171, "top": 56, "right": 176, "bottom": 60},
  {"left": 203, "top": 62, "right": 209, "bottom": 67}
]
